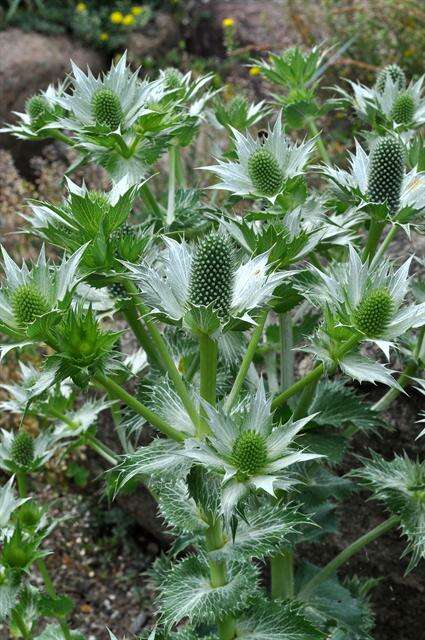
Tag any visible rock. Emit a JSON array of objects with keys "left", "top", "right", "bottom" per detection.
[
  {"left": 127, "top": 12, "right": 179, "bottom": 62},
  {"left": 0, "top": 28, "right": 104, "bottom": 123}
]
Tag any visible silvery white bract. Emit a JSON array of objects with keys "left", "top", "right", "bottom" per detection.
[
  {"left": 52, "top": 398, "right": 113, "bottom": 440},
  {"left": 184, "top": 382, "right": 322, "bottom": 519},
  {"left": 320, "top": 139, "right": 425, "bottom": 220},
  {"left": 124, "top": 237, "right": 291, "bottom": 328},
  {"left": 201, "top": 116, "right": 316, "bottom": 202},
  {"left": 302, "top": 245, "right": 425, "bottom": 360},
  {"left": 0, "top": 244, "right": 87, "bottom": 338},
  {"left": 0, "top": 477, "right": 28, "bottom": 536},
  {"left": 338, "top": 75, "right": 425, "bottom": 132},
  {"left": 159, "top": 70, "right": 218, "bottom": 119},
  {"left": 0, "top": 362, "right": 61, "bottom": 415},
  {"left": 56, "top": 52, "right": 164, "bottom": 132}
]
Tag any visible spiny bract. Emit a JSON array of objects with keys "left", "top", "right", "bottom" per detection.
[
  {"left": 367, "top": 137, "right": 404, "bottom": 213},
  {"left": 11, "top": 431, "right": 35, "bottom": 467},
  {"left": 91, "top": 88, "right": 123, "bottom": 129},
  {"left": 391, "top": 93, "right": 415, "bottom": 124},
  {"left": 26, "top": 95, "right": 50, "bottom": 123},
  {"left": 232, "top": 430, "right": 268, "bottom": 480},
  {"left": 376, "top": 64, "right": 406, "bottom": 93},
  {"left": 248, "top": 148, "right": 283, "bottom": 197},
  {"left": 189, "top": 234, "right": 234, "bottom": 317},
  {"left": 353, "top": 288, "right": 394, "bottom": 338},
  {"left": 163, "top": 67, "right": 184, "bottom": 89},
  {"left": 88, "top": 190, "right": 110, "bottom": 210},
  {"left": 12, "top": 284, "right": 50, "bottom": 326}
]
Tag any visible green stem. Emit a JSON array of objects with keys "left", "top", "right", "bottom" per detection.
[
  {"left": 140, "top": 182, "right": 162, "bottom": 218},
  {"left": 121, "top": 299, "right": 163, "bottom": 371},
  {"left": 198, "top": 333, "right": 218, "bottom": 436},
  {"left": 362, "top": 219, "right": 385, "bottom": 262},
  {"left": 205, "top": 520, "right": 237, "bottom": 640},
  {"left": 185, "top": 352, "right": 200, "bottom": 382},
  {"left": 47, "top": 407, "right": 119, "bottom": 464},
  {"left": 271, "top": 334, "right": 360, "bottom": 411},
  {"left": 13, "top": 610, "right": 31, "bottom": 640},
  {"left": 279, "top": 313, "right": 294, "bottom": 392},
  {"left": 49, "top": 130, "right": 76, "bottom": 147},
  {"left": 271, "top": 548, "right": 294, "bottom": 600},
  {"left": 166, "top": 145, "right": 177, "bottom": 226},
  {"left": 225, "top": 309, "right": 268, "bottom": 412},
  {"left": 298, "top": 515, "right": 400, "bottom": 599},
  {"left": 94, "top": 372, "right": 185, "bottom": 442},
  {"left": 373, "top": 223, "right": 398, "bottom": 263},
  {"left": 126, "top": 281, "right": 199, "bottom": 430},
  {"left": 17, "top": 471, "right": 27, "bottom": 498},
  {"left": 292, "top": 378, "right": 320, "bottom": 420},
  {"left": 175, "top": 146, "right": 186, "bottom": 187},
  {"left": 307, "top": 118, "right": 330, "bottom": 164}
]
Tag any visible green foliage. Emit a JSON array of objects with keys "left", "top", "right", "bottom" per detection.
[{"left": 376, "top": 64, "right": 406, "bottom": 93}]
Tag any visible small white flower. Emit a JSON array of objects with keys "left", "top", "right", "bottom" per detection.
[
  {"left": 201, "top": 116, "right": 316, "bottom": 202},
  {"left": 184, "top": 381, "right": 322, "bottom": 519}
]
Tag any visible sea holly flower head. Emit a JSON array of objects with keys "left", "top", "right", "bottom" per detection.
[
  {"left": 0, "top": 429, "right": 59, "bottom": 474},
  {"left": 320, "top": 139, "right": 425, "bottom": 224},
  {"left": 184, "top": 382, "right": 322, "bottom": 519},
  {"left": 301, "top": 245, "right": 425, "bottom": 365},
  {"left": 337, "top": 64, "right": 425, "bottom": 134},
  {"left": 0, "top": 244, "right": 87, "bottom": 341},
  {"left": 213, "top": 95, "right": 269, "bottom": 132},
  {"left": 124, "top": 234, "right": 292, "bottom": 334},
  {"left": 56, "top": 52, "right": 164, "bottom": 133},
  {"left": 0, "top": 83, "right": 65, "bottom": 141},
  {"left": 202, "top": 116, "right": 316, "bottom": 202}
]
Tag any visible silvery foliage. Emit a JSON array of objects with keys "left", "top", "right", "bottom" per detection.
[{"left": 1, "top": 49, "right": 425, "bottom": 640}]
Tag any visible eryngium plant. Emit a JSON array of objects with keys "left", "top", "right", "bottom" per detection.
[{"left": 0, "top": 49, "right": 424, "bottom": 640}]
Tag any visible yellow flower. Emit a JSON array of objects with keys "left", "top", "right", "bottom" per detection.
[
  {"left": 131, "top": 5, "right": 144, "bottom": 15},
  {"left": 76, "top": 2, "right": 87, "bottom": 12},
  {"left": 110, "top": 11, "right": 123, "bottom": 24},
  {"left": 222, "top": 18, "right": 235, "bottom": 28},
  {"left": 99, "top": 32, "right": 109, "bottom": 42},
  {"left": 249, "top": 66, "right": 261, "bottom": 77},
  {"left": 122, "top": 14, "right": 135, "bottom": 26}
]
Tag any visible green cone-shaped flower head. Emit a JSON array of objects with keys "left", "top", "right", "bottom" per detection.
[
  {"left": 376, "top": 64, "right": 406, "bottom": 93},
  {"left": 232, "top": 430, "right": 268, "bottom": 480},
  {"left": 248, "top": 148, "right": 283, "bottom": 197},
  {"left": 92, "top": 88, "right": 123, "bottom": 129},
  {"left": 26, "top": 95, "right": 50, "bottom": 123},
  {"left": 11, "top": 431, "right": 35, "bottom": 468},
  {"left": 12, "top": 284, "right": 50, "bottom": 326},
  {"left": 18, "top": 501, "right": 42, "bottom": 530},
  {"left": 189, "top": 234, "right": 234, "bottom": 317},
  {"left": 88, "top": 190, "right": 110, "bottom": 210},
  {"left": 367, "top": 137, "right": 404, "bottom": 213},
  {"left": 353, "top": 287, "right": 394, "bottom": 338},
  {"left": 163, "top": 67, "right": 184, "bottom": 89},
  {"left": 391, "top": 92, "right": 415, "bottom": 124}
]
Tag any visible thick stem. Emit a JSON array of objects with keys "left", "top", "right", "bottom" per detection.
[
  {"left": 205, "top": 520, "right": 237, "bottom": 640},
  {"left": 372, "top": 359, "right": 418, "bottom": 413},
  {"left": 140, "top": 182, "right": 163, "bottom": 217},
  {"left": 292, "top": 378, "right": 320, "bottom": 420},
  {"left": 279, "top": 313, "right": 294, "bottom": 394},
  {"left": 94, "top": 372, "right": 185, "bottom": 442},
  {"left": 166, "top": 145, "right": 177, "bottom": 226},
  {"left": 307, "top": 118, "right": 330, "bottom": 165},
  {"left": 299, "top": 515, "right": 400, "bottom": 599},
  {"left": 373, "top": 223, "right": 398, "bottom": 264},
  {"left": 225, "top": 309, "right": 268, "bottom": 412},
  {"left": 271, "top": 334, "right": 360, "bottom": 411},
  {"left": 121, "top": 299, "right": 163, "bottom": 371},
  {"left": 198, "top": 333, "right": 218, "bottom": 436},
  {"left": 271, "top": 548, "right": 294, "bottom": 600},
  {"left": 175, "top": 146, "right": 186, "bottom": 187},
  {"left": 126, "top": 281, "right": 199, "bottom": 430},
  {"left": 362, "top": 219, "right": 385, "bottom": 262},
  {"left": 13, "top": 610, "right": 31, "bottom": 640}
]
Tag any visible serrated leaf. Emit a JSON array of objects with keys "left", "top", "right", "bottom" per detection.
[
  {"left": 34, "top": 624, "right": 85, "bottom": 640},
  {"left": 237, "top": 597, "right": 325, "bottom": 639},
  {"left": 159, "top": 556, "right": 259, "bottom": 628},
  {"left": 210, "top": 503, "right": 310, "bottom": 562},
  {"left": 310, "top": 380, "right": 383, "bottom": 431},
  {"left": 38, "top": 593, "right": 74, "bottom": 618},
  {"left": 351, "top": 453, "right": 425, "bottom": 571},
  {"left": 157, "top": 479, "right": 208, "bottom": 533},
  {"left": 0, "top": 583, "right": 21, "bottom": 621}
]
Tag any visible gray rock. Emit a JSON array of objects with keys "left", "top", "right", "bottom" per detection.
[{"left": 127, "top": 12, "right": 179, "bottom": 61}]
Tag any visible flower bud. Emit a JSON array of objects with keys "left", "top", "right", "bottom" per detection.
[
  {"left": 163, "top": 67, "right": 184, "bottom": 89},
  {"left": 189, "top": 234, "right": 233, "bottom": 317},
  {"left": 376, "top": 64, "right": 406, "bottom": 93},
  {"left": 92, "top": 88, "right": 123, "bottom": 129},
  {"left": 11, "top": 431, "right": 35, "bottom": 468},
  {"left": 232, "top": 430, "right": 267, "bottom": 480},
  {"left": 391, "top": 93, "right": 414, "bottom": 124},
  {"left": 12, "top": 284, "right": 50, "bottom": 326},
  {"left": 26, "top": 95, "right": 50, "bottom": 124},
  {"left": 248, "top": 148, "right": 283, "bottom": 197},
  {"left": 367, "top": 137, "right": 404, "bottom": 213},
  {"left": 353, "top": 288, "right": 393, "bottom": 338}
]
